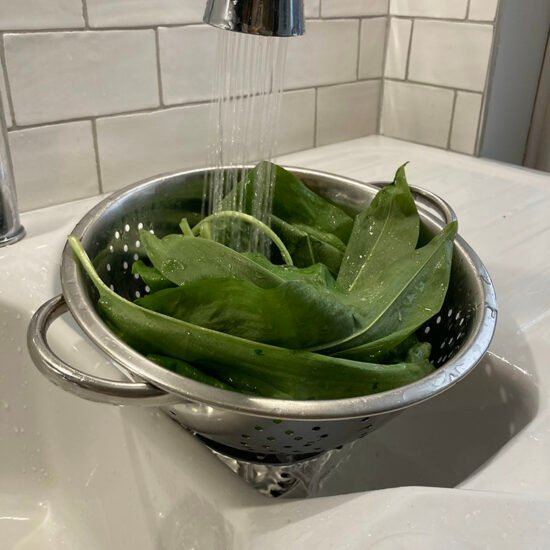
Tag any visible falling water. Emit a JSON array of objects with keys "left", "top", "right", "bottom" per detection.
[
  {"left": 205, "top": 30, "right": 288, "bottom": 254},
  {"left": 199, "top": 28, "right": 355, "bottom": 498}
]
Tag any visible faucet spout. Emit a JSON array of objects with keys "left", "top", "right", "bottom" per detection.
[
  {"left": 0, "top": 93, "right": 24, "bottom": 247},
  {"left": 204, "top": 0, "right": 305, "bottom": 37}
]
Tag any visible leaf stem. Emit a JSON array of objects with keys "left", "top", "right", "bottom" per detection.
[
  {"left": 68, "top": 235, "right": 111, "bottom": 297},
  {"left": 192, "top": 210, "right": 294, "bottom": 266},
  {"left": 179, "top": 218, "right": 195, "bottom": 237}
]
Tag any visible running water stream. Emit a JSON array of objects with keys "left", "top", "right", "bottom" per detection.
[
  {"left": 201, "top": 29, "right": 354, "bottom": 497},
  {"left": 205, "top": 30, "right": 288, "bottom": 255}
]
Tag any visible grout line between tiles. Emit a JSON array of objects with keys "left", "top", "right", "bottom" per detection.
[
  {"left": 154, "top": 28, "right": 165, "bottom": 107},
  {"left": 313, "top": 87, "right": 318, "bottom": 147},
  {"left": 0, "top": 16, "right": 385, "bottom": 35},
  {"left": 385, "top": 77, "right": 484, "bottom": 95},
  {"left": 286, "top": 78, "right": 381, "bottom": 94},
  {"left": 446, "top": 90, "right": 458, "bottom": 150},
  {"left": 0, "top": 34, "right": 17, "bottom": 128},
  {"left": 81, "top": 0, "right": 90, "bottom": 28},
  {"left": 319, "top": 13, "right": 388, "bottom": 20},
  {"left": 0, "top": 23, "right": 197, "bottom": 34},
  {"left": 7, "top": 104, "right": 207, "bottom": 131},
  {"left": 355, "top": 19, "right": 363, "bottom": 79},
  {"left": 377, "top": 15, "right": 392, "bottom": 134},
  {"left": 381, "top": 16, "right": 391, "bottom": 82},
  {"left": 473, "top": 93, "right": 485, "bottom": 156},
  {"left": 0, "top": 15, "right": 496, "bottom": 36},
  {"left": 5, "top": 80, "right": 383, "bottom": 133},
  {"left": 404, "top": 19, "right": 414, "bottom": 80},
  {"left": 475, "top": 12, "right": 500, "bottom": 156},
  {"left": 466, "top": 0, "right": 472, "bottom": 20},
  {"left": 377, "top": 79, "right": 385, "bottom": 135},
  {"left": 387, "top": 15, "right": 495, "bottom": 25},
  {"left": 90, "top": 118, "right": 104, "bottom": 193}
]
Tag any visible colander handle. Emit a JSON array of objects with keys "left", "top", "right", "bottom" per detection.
[
  {"left": 371, "top": 183, "right": 458, "bottom": 225},
  {"left": 27, "top": 294, "right": 177, "bottom": 406}
]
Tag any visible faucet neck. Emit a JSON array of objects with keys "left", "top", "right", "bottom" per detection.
[{"left": 0, "top": 91, "right": 25, "bottom": 247}]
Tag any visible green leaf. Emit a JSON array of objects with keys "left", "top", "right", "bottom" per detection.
[
  {"left": 192, "top": 210, "right": 294, "bottom": 265},
  {"left": 405, "top": 341, "right": 432, "bottom": 366},
  {"left": 147, "top": 354, "right": 235, "bottom": 391},
  {"left": 131, "top": 260, "right": 175, "bottom": 293},
  {"left": 337, "top": 164, "right": 420, "bottom": 293},
  {"left": 136, "top": 277, "right": 359, "bottom": 349},
  {"left": 139, "top": 230, "right": 283, "bottom": 288},
  {"left": 69, "top": 236, "right": 434, "bottom": 400},
  {"left": 336, "top": 333, "right": 427, "bottom": 364},
  {"left": 179, "top": 218, "right": 195, "bottom": 238},
  {"left": 242, "top": 252, "right": 336, "bottom": 288},
  {"left": 271, "top": 216, "right": 344, "bottom": 275},
  {"left": 313, "top": 221, "right": 458, "bottom": 354},
  {"left": 222, "top": 162, "right": 354, "bottom": 243},
  {"left": 294, "top": 223, "right": 346, "bottom": 253},
  {"left": 334, "top": 327, "right": 420, "bottom": 362}
]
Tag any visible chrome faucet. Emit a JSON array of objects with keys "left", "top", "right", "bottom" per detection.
[
  {"left": 204, "top": 0, "right": 304, "bottom": 36},
  {"left": 0, "top": 92, "right": 24, "bottom": 247}
]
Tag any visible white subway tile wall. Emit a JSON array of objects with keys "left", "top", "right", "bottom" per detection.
[
  {"left": 321, "top": 0, "right": 389, "bottom": 18},
  {"left": 390, "top": 0, "right": 468, "bottom": 19},
  {"left": 0, "top": 0, "right": 501, "bottom": 210},
  {"left": 380, "top": 1, "right": 500, "bottom": 152},
  {"left": 277, "top": 90, "right": 316, "bottom": 155},
  {"left": 450, "top": 92, "right": 483, "bottom": 155},
  {"left": 358, "top": 17, "right": 387, "bottom": 79},
  {"left": 9, "top": 121, "right": 99, "bottom": 210},
  {"left": 1, "top": 9, "right": 384, "bottom": 210},
  {"left": 385, "top": 17, "right": 412, "bottom": 79},
  {"left": 316, "top": 81, "right": 381, "bottom": 146},
  {"left": 96, "top": 104, "right": 211, "bottom": 192},
  {"left": 86, "top": 0, "right": 205, "bottom": 28},
  {"left": 304, "top": 0, "right": 321, "bottom": 18},
  {"left": 408, "top": 21, "right": 493, "bottom": 92},
  {"left": 468, "top": 0, "right": 499, "bottom": 22},
  {"left": 5, "top": 31, "right": 159, "bottom": 125},
  {"left": 381, "top": 80, "right": 454, "bottom": 148},
  {"left": 0, "top": 0, "right": 85, "bottom": 31},
  {"left": 97, "top": 89, "right": 317, "bottom": 192},
  {"left": 285, "top": 20, "right": 360, "bottom": 89},
  {"left": 158, "top": 25, "right": 218, "bottom": 104}
]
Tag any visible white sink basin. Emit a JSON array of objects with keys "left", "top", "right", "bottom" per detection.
[{"left": 2, "top": 136, "right": 550, "bottom": 548}]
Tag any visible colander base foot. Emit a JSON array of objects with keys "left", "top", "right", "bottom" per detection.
[{"left": 199, "top": 436, "right": 353, "bottom": 498}]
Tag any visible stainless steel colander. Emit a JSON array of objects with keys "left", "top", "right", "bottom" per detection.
[{"left": 28, "top": 166, "right": 497, "bottom": 465}]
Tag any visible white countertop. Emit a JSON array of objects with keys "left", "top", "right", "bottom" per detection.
[{"left": 13, "top": 135, "right": 550, "bottom": 549}]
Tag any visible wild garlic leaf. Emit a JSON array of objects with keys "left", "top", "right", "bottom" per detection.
[
  {"left": 137, "top": 277, "right": 359, "bottom": 349},
  {"left": 334, "top": 333, "right": 425, "bottom": 363},
  {"left": 334, "top": 326, "right": 422, "bottom": 362},
  {"left": 69, "top": 236, "right": 434, "bottom": 400},
  {"left": 147, "top": 354, "right": 234, "bottom": 391},
  {"left": 271, "top": 216, "right": 344, "bottom": 275},
  {"left": 222, "top": 161, "right": 354, "bottom": 243},
  {"left": 242, "top": 252, "right": 336, "bottom": 288},
  {"left": 314, "top": 221, "right": 457, "bottom": 354},
  {"left": 131, "top": 260, "right": 175, "bottom": 293},
  {"left": 337, "top": 164, "right": 420, "bottom": 293},
  {"left": 139, "top": 229, "right": 283, "bottom": 288}
]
